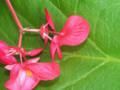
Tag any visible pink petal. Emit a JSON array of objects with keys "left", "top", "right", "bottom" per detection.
[
  {"left": 5, "top": 64, "right": 16, "bottom": 70},
  {"left": 27, "top": 62, "right": 60, "bottom": 80},
  {"left": 19, "top": 69, "right": 40, "bottom": 90},
  {"left": 50, "top": 36, "right": 62, "bottom": 61},
  {"left": 0, "top": 41, "right": 8, "bottom": 51},
  {"left": 0, "top": 51, "right": 17, "bottom": 64},
  {"left": 5, "top": 69, "right": 27, "bottom": 90},
  {"left": 56, "top": 44, "right": 62, "bottom": 60},
  {"left": 45, "top": 8, "right": 55, "bottom": 31},
  {"left": 3, "top": 56, "right": 17, "bottom": 64},
  {"left": 50, "top": 62, "right": 60, "bottom": 77},
  {"left": 5, "top": 64, "right": 21, "bottom": 90},
  {"left": 0, "top": 41, "right": 17, "bottom": 65},
  {"left": 5, "top": 79, "right": 20, "bottom": 90},
  {"left": 18, "top": 70, "right": 27, "bottom": 86},
  {"left": 58, "top": 16, "right": 90, "bottom": 46},
  {"left": 24, "top": 57, "right": 40, "bottom": 64},
  {"left": 26, "top": 48, "right": 44, "bottom": 57},
  {"left": 9, "top": 64, "right": 21, "bottom": 80},
  {"left": 50, "top": 38, "right": 57, "bottom": 61},
  {"left": 22, "top": 75, "right": 39, "bottom": 90}
]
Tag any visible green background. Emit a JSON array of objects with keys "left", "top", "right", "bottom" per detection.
[{"left": 0, "top": 0, "right": 120, "bottom": 90}]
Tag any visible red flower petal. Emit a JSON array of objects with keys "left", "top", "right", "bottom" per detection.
[
  {"left": 27, "top": 62, "right": 60, "bottom": 80},
  {"left": 58, "top": 16, "right": 90, "bottom": 46},
  {"left": 0, "top": 41, "right": 8, "bottom": 51},
  {"left": 45, "top": 8, "right": 55, "bottom": 31},
  {"left": 26, "top": 48, "right": 44, "bottom": 57},
  {"left": 5, "top": 64, "right": 16, "bottom": 70},
  {"left": 24, "top": 57, "right": 40, "bottom": 64},
  {"left": 50, "top": 36, "right": 62, "bottom": 61},
  {"left": 0, "top": 41, "right": 17, "bottom": 65}
]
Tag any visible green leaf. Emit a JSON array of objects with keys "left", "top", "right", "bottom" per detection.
[{"left": 0, "top": 0, "right": 120, "bottom": 90}]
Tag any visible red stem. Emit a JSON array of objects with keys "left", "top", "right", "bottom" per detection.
[
  {"left": 24, "top": 28, "right": 40, "bottom": 33},
  {"left": 6, "top": 0, "right": 24, "bottom": 63},
  {"left": 5, "top": 0, "right": 23, "bottom": 31},
  {"left": 5, "top": 0, "right": 23, "bottom": 48},
  {"left": 18, "top": 31, "right": 23, "bottom": 47}
]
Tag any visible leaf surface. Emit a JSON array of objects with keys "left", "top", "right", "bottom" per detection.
[{"left": 0, "top": 0, "right": 120, "bottom": 90}]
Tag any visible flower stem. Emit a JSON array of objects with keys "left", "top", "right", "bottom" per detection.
[
  {"left": 18, "top": 31, "right": 23, "bottom": 47},
  {"left": 6, "top": 0, "right": 24, "bottom": 63},
  {"left": 6, "top": 0, "right": 23, "bottom": 48},
  {"left": 5, "top": 0, "right": 23, "bottom": 31},
  {"left": 23, "top": 28, "right": 40, "bottom": 33}
]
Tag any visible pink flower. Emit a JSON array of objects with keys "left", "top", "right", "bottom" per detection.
[
  {"left": 40, "top": 8, "right": 55, "bottom": 46},
  {"left": 0, "top": 41, "right": 17, "bottom": 64},
  {"left": 5, "top": 58, "right": 60, "bottom": 90},
  {"left": 50, "top": 16, "right": 90, "bottom": 60}
]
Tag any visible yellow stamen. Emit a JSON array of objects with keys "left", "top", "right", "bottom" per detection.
[{"left": 26, "top": 70, "right": 32, "bottom": 77}]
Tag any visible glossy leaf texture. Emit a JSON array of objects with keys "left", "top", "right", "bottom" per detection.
[{"left": 0, "top": 0, "right": 120, "bottom": 90}]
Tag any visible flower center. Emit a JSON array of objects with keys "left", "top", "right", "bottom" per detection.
[{"left": 26, "top": 70, "right": 32, "bottom": 77}]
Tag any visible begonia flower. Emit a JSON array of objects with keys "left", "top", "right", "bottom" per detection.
[
  {"left": 5, "top": 58, "right": 60, "bottom": 90},
  {"left": 50, "top": 16, "right": 90, "bottom": 60}
]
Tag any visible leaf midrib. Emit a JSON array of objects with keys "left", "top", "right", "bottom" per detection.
[{"left": 57, "top": 61, "right": 108, "bottom": 90}]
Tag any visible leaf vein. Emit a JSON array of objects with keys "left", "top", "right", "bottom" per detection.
[{"left": 58, "top": 61, "right": 108, "bottom": 90}]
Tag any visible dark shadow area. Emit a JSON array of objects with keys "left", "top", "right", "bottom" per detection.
[{"left": 0, "top": 64, "right": 9, "bottom": 76}]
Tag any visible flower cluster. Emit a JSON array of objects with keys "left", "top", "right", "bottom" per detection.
[{"left": 0, "top": 0, "right": 90, "bottom": 90}]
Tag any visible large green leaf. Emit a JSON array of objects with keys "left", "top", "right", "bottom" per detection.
[{"left": 0, "top": 0, "right": 120, "bottom": 90}]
